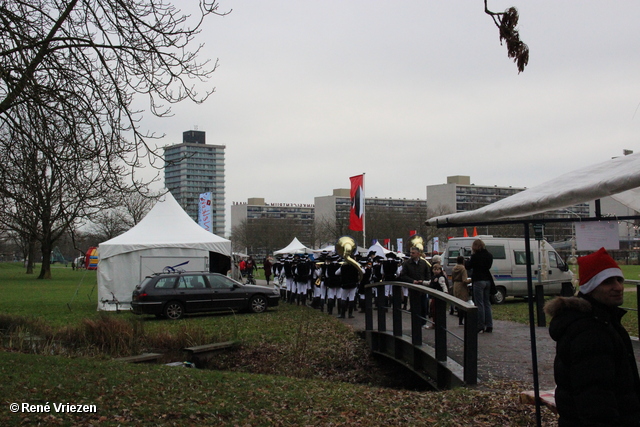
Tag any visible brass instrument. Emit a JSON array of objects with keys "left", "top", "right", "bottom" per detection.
[
  {"left": 409, "top": 234, "right": 432, "bottom": 267},
  {"left": 336, "top": 236, "right": 364, "bottom": 283}
]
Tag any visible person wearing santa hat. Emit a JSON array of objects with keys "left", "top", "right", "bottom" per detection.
[{"left": 544, "top": 247, "right": 640, "bottom": 426}]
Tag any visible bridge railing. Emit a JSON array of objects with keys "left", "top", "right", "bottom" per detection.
[{"left": 363, "top": 281, "right": 479, "bottom": 389}]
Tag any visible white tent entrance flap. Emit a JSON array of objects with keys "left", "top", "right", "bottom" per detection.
[{"left": 97, "top": 192, "right": 231, "bottom": 311}]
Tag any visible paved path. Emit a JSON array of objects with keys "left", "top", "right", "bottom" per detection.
[
  {"left": 337, "top": 306, "right": 640, "bottom": 389},
  {"left": 336, "top": 307, "right": 559, "bottom": 388},
  {"left": 255, "top": 280, "right": 640, "bottom": 389}
]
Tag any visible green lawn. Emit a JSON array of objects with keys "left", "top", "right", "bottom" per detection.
[
  {"left": 493, "top": 264, "right": 640, "bottom": 334},
  {"left": 0, "top": 261, "right": 558, "bottom": 426}
]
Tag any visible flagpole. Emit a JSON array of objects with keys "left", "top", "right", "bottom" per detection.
[{"left": 362, "top": 172, "right": 366, "bottom": 248}]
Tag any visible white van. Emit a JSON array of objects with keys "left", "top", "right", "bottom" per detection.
[{"left": 442, "top": 236, "right": 574, "bottom": 304}]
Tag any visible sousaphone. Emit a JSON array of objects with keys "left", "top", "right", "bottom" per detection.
[{"left": 335, "top": 236, "right": 363, "bottom": 283}]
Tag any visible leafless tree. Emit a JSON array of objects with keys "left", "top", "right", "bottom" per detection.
[
  {"left": 120, "top": 191, "right": 159, "bottom": 227},
  {"left": 1, "top": 1, "right": 229, "bottom": 172},
  {"left": 0, "top": 1, "right": 227, "bottom": 277},
  {"left": 232, "top": 218, "right": 308, "bottom": 256},
  {"left": 0, "top": 101, "right": 127, "bottom": 278}
]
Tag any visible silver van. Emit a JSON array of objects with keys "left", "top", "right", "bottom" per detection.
[{"left": 442, "top": 236, "right": 574, "bottom": 304}]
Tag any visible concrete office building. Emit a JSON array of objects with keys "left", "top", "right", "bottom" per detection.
[
  {"left": 231, "top": 198, "right": 315, "bottom": 240},
  {"left": 164, "top": 130, "right": 225, "bottom": 236},
  {"left": 231, "top": 198, "right": 315, "bottom": 255}
]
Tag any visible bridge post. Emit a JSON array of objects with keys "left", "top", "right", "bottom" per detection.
[
  {"left": 409, "top": 288, "right": 423, "bottom": 346},
  {"left": 392, "top": 285, "right": 403, "bottom": 337},
  {"left": 365, "top": 286, "right": 373, "bottom": 331},
  {"left": 434, "top": 298, "right": 447, "bottom": 362},
  {"left": 463, "top": 305, "right": 479, "bottom": 385},
  {"left": 376, "top": 284, "right": 386, "bottom": 332}
]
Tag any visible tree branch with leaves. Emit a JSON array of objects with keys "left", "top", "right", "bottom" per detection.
[{"left": 484, "top": 1, "right": 529, "bottom": 73}]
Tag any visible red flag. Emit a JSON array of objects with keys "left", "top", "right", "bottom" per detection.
[
  {"left": 349, "top": 174, "right": 364, "bottom": 231},
  {"left": 473, "top": 227, "right": 478, "bottom": 237},
  {"left": 409, "top": 230, "right": 417, "bottom": 236},
  {"left": 463, "top": 228, "right": 469, "bottom": 237},
  {"left": 383, "top": 239, "right": 390, "bottom": 249}
]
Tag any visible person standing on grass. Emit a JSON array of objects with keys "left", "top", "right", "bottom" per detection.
[
  {"left": 263, "top": 257, "right": 272, "bottom": 285},
  {"left": 465, "top": 238, "right": 494, "bottom": 333},
  {"left": 544, "top": 247, "right": 640, "bottom": 426}
]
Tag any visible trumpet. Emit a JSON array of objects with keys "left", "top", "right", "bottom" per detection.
[{"left": 336, "top": 236, "right": 363, "bottom": 283}]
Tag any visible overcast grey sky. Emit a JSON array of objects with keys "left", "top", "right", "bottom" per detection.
[{"left": 139, "top": 1, "right": 640, "bottom": 234}]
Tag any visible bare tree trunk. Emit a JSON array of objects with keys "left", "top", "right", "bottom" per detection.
[
  {"left": 25, "top": 235, "right": 36, "bottom": 274},
  {"left": 38, "top": 239, "right": 52, "bottom": 279}
]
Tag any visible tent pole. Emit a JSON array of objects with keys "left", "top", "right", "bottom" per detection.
[{"left": 524, "top": 223, "right": 542, "bottom": 427}]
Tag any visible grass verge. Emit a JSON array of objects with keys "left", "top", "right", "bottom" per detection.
[{"left": 0, "top": 351, "right": 556, "bottom": 426}]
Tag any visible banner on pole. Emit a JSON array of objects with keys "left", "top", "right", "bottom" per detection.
[
  {"left": 198, "top": 192, "right": 213, "bottom": 232},
  {"left": 349, "top": 174, "right": 364, "bottom": 232}
]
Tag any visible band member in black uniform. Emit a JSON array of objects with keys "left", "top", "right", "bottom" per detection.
[
  {"left": 283, "top": 255, "right": 294, "bottom": 303},
  {"left": 324, "top": 254, "right": 341, "bottom": 315},
  {"left": 336, "top": 258, "right": 364, "bottom": 319},
  {"left": 358, "top": 259, "right": 373, "bottom": 312}
]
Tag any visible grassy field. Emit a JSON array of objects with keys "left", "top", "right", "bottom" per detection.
[
  {"left": 492, "top": 265, "right": 640, "bottom": 332},
  {"left": 0, "top": 262, "right": 570, "bottom": 425}
]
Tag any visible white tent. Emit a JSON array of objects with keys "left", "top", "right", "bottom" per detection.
[
  {"left": 427, "top": 152, "right": 640, "bottom": 226},
  {"left": 273, "top": 237, "right": 314, "bottom": 254},
  {"left": 314, "top": 245, "right": 335, "bottom": 253},
  {"left": 367, "top": 242, "right": 391, "bottom": 257},
  {"left": 97, "top": 192, "right": 231, "bottom": 311}
]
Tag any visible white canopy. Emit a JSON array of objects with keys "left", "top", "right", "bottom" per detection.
[
  {"left": 367, "top": 242, "right": 391, "bottom": 256},
  {"left": 427, "top": 153, "right": 640, "bottom": 226},
  {"left": 273, "top": 237, "right": 314, "bottom": 254},
  {"left": 97, "top": 192, "right": 231, "bottom": 311},
  {"left": 314, "top": 245, "right": 335, "bottom": 253},
  {"left": 99, "top": 192, "right": 230, "bottom": 259}
]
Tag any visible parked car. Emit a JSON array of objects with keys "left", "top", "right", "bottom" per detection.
[{"left": 131, "top": 272, "right": 280, "bottom": 319}]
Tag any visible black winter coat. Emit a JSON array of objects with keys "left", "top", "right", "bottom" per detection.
[
  {"left": 465, "top": 249, "right": 493, "bottom": 283},
  {"left": 545, "top": 295, "right": 640, "bottom": 426}
]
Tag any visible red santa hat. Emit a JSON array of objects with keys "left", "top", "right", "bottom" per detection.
[{"left": 577, "top": 247, "right": 624, "bottom": 294}]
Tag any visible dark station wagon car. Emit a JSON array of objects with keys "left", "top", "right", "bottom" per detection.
[{"left": 131, "top": 272, "right": 280, "bottom": 320}]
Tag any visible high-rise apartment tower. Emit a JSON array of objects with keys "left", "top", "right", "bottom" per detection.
[{"left": 164, "top": 130, "right": 225, "bottom": 236}]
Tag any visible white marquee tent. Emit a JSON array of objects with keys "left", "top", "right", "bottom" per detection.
[
  {"left": 97, "top": 192, "right": 231, "bottom": 311},
  {"left": 273, "top": 237, "right": 314, "bottom": 254},
  {"left": 367, "top": 242, "right": 391, "bottom": 257}
]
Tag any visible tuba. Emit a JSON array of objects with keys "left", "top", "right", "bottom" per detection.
[
  {"left": 409, "top": 234, "right": 432, "bottom": 267},
  {"left": 335, "top": 236, "right": 364, "bottom": 283}
]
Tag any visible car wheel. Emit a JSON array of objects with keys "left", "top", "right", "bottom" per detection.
[
  {"left": 249, "top": 295, "right": 267, "bottom": 313},
  {"left": 491, "top": 287, "right": 506, "bottom": 305},
  {"left": 164, "top": 301, "right": 184, "bottom": 320}
]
